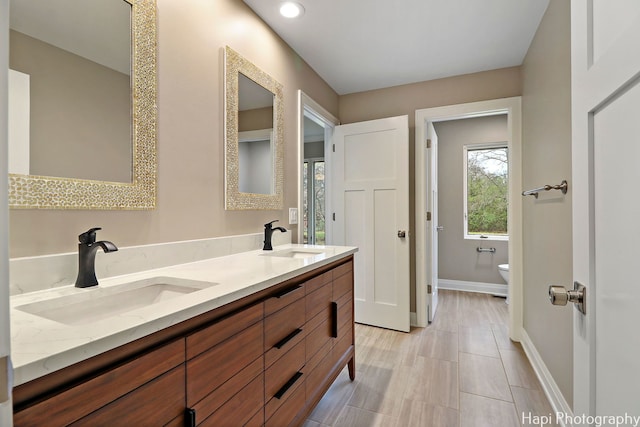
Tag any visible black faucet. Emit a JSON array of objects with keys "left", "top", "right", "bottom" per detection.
[
  {"left": 263, "top": 220, "right": 287, "bottom": 251},
  {"left": 75, "top": 227, "right": 118, "bottom": 288}
]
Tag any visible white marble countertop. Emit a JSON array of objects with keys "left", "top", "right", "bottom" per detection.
[{"left": 10, "top": 244, "right": 357, "bottom": 386}]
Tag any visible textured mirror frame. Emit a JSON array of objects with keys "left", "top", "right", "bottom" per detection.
[
  {"left": 224, "top": 46, "right": 284, "bottom": 210},
  {"left": 8, "top": 0, "right": 157, "bottom": 210}
]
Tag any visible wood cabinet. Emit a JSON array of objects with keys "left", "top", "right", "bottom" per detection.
[
  {"left": 13, "top": 339, "right": 186, "bottom": 427},
  {"left": 13, "top": 256, "right": 355, "bottom": 427}
]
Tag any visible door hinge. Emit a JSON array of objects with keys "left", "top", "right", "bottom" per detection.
[
  {"left": 332, "top": 212, "right": 336, "bottom": 221},
  {"left": 426, "top": 139, "right": 431, "bottom": 149},
  {"left": 427, "top": 284, "right": 432, "bottom": 294},
  {"left": 426, "top": 212, "right": 431, "bottom": 221},
  {"left": 332, "top": 144, "right": 336, "bottom": 152}
]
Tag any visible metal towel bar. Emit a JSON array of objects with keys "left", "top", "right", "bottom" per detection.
[
  {"left": 522, "top": 180, "right": 568, "bottom": 198},
  {"left": 476, "top": 247, "right": 496, "bottom": 253}
]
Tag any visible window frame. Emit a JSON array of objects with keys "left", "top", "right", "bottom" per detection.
[{"left": 463, "top": 142, "right": 509, "bottom": 241}]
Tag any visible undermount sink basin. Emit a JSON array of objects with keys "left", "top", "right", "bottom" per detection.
[
  {"left": 261, "top": 249, "right": 325, "bottom": 259},
  {"left": 15, "top": 277, "right": 217, "bottom": 325}
]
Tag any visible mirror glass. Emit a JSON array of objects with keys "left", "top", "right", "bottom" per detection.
[
  {"left": 238, "top": 73, "right": 274, "bottom": 195},
  {"left": 8, "top": 0, "right": 157, "bottom": 210},
  {"left": 8, "top": 0, "right": 132, "bottom": 183},
  {"left": 225, "top": 46, "right": 283, "bottom": 210}
]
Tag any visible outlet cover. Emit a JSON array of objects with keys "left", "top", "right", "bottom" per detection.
[{"left": 289, "top": 208, "right": 298, "bottom": 225}]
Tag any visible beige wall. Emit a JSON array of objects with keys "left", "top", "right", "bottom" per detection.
[
  {"left": 435, "top": 115, "right": 509, "bottom": 284},
  {"left": 338, "top": 68, "right": 522, "bottom": 311},
  {"left": 521, "top": 0, "right": 573, "bottom": 406},
  {"left": 10, "top": 30, "right": 131, "bottom": 182},
  {"left": 8, "top": 0, "right": 338, "bottom": 258}
]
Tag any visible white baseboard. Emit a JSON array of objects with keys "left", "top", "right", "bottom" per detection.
[
  {"left": 438, "top": 279, "right": 507, "bottom": 297},
  {"left": 520, "top": 329, "right": 573, "bottom": 427},
  {"left": 410, "top": 311, "right": 417, "bottom": 327}
]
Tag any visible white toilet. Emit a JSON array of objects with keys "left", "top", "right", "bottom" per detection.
[{"left": 498, "top": 264, "right": 509, "bottom": 304}]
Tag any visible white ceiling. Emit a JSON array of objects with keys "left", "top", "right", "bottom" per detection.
[{"left": 243, "top": 0, "right": 550, "bottom": 95}]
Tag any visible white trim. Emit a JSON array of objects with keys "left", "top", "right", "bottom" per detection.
[
  {"left": 520, "top": 329, "right": 574, "bottom": 427},
  {"left": 438, "top": 279, "right": 507, "bottom": 297},
  {"left": 410, "top": 311, "right": 417, "bottom": 327},
  {"left": 0, "top": 0, "right": 12, "bottom": 418},
  {"left": 297, "top": 91, "right": 339, "bottom": 244},
  {"left": 415, "top": 97, "right": 523, "bottom": 345}
]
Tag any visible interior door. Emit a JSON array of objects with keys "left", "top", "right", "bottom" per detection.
[
  {"left": 571, "top": 0, "right": 640, "bottom": 417},
  {"left": 333, "top": 116, "right": 410, "bottom": 332},
  {"left": 426, "top": 122, "right": 439, "bottom": 322}
]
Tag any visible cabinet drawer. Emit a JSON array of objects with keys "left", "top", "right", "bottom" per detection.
[
  {"left": 264, "top": 297, "right": 305, "bottom": 354},
  {"left": 265, "top": 340, "right": 305, "bottom": 420},
  {"left": 265, "top": 380, "right": 306, "bottom": 427},
  {"left": 304, "top": 270, "right": 332, "bottom": 295},
  {"left": 265, "top": 283, "right": 305, "bottom": 316},
  {"left": 187, "top": 321, "right": 263, "bottom": 406},
  {"left": 186, "top": 303, "right": 263, "bottom": 360},
  {"left": 70, "top": 365, "right": 185, "bottom": 426},
  {"left": 192, "top": 357, "right": 263, "bottom": 424},
  {"left": 306, "top": 281, "right": 332, "bottom": 321},
  {"left": 14, "top": 339, "right": 185, "bottom": 427},
  {"left": 333, "top": 266, "right": 353, "bottom": 300},
  {"left": 306, "top": 312, "right": 332, "bottom": 362},
  {"left": 198, "top": 374, "right": 264, "bottom": 427}
]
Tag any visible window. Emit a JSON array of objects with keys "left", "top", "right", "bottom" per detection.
[
  {"left": 303, "top": 159, "right": 325, "bottom": 245},
  {"left": 464, "top": 144, "right": 508, "bottom": 240}
]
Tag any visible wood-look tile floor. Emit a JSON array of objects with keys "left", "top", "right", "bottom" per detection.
[{"left": 304, "top": 290, "right": 557, "bottom": 427}]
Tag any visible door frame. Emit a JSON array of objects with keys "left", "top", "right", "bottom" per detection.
[
  {"left": 414, "top": 97, "right": 523, "bottom": 341},
  {"left": 297, "top": 91, "right": 339, "bottom": 245},
  {"left": 1, "top": 0, "right": 13, "bottom": 422}
]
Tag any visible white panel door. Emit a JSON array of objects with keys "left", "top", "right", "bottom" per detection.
[
  {"left": 571, "top": 0, "right": 640, "bottom": 417},
  {"left": 333, "top": 116, "right": 410, "bottom": 332},
  {"left": 426, "top": 122, "right": 439, "bottom": 322}
]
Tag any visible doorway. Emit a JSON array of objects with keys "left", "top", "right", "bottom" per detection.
[
  {"left": 297, "top": 91, "right": 339, "bottom": 245},
  {"left": 415, "top": 97, "right": 523, "bottom": 342}
]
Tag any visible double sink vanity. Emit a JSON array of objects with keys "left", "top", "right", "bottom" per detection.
[{"left": 10, "top": 243, "right": 357, "bottom": 426}]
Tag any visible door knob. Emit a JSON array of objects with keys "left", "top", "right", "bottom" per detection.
[
  {"left": 548, "top": 282, "right": 586, "bottom": 315},
  {"left": 397, "top": 230, "right": 406, "bottom": 238}
]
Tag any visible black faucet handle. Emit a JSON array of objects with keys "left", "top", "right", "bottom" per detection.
[
  {"left": 264, "top": 220, "right": 279, "bottom": 229},
  {"left": 79, "top": 227, "right": 102, "bottom": 244}
]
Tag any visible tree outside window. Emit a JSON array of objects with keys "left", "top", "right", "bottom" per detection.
[{"left": 464, "top": 145, "right": 508, "bottom": 238}]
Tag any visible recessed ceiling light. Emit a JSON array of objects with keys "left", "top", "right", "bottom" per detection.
[{"left": 280, "top": 2, "right": 304, "bottom": 18}]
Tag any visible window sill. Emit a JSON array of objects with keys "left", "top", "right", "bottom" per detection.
[{"left": 465, "top": 235, "right": 509, "bottom": 242}]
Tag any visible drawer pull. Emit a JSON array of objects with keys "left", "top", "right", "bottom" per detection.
[
  {"left": 185, "top": 408, "right": 196, "bottom": 427},
  {"left": 274, "top": 328, "right": 303, "bottom": 350},
  {"left": 331, "top": 302, "right": 338, "bottom": 338},
  {"left": 273, "top": 285, "right": 302, "bottom": 299},
  {"left": 274, "top": 371, "right": 303, "bottom": 400}
]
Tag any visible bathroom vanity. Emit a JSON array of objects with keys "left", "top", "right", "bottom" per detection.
[{"left": 10, "top": 245, "right": 356, "bottom": 426}]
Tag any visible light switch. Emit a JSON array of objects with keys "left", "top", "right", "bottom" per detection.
[{"left": 289, "top": 208, "right": 298, "bottom": 225}]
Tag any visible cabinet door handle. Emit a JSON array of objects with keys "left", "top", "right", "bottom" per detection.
[
  {"left": 274, "top": 371, "right": 303, "bottom": 400},
  {"left": 273, "top": 285, "right": 302, "bottom": 299},
  {"left": 331, "top": 302, "right": 338, "bottom": 338},
  {"left": 274, "top": 328, "right": 303, "bottom": 349},
  {"left": 185, "top": 408, "right": 196, "bottom": 427}
]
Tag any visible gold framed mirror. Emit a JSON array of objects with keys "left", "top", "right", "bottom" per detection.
[
  {"left": 8, "top": 0, "right": 157, "bottom": 210},
  {"left": 224, "top": 46, "right": 283, "bottom": 210}
]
